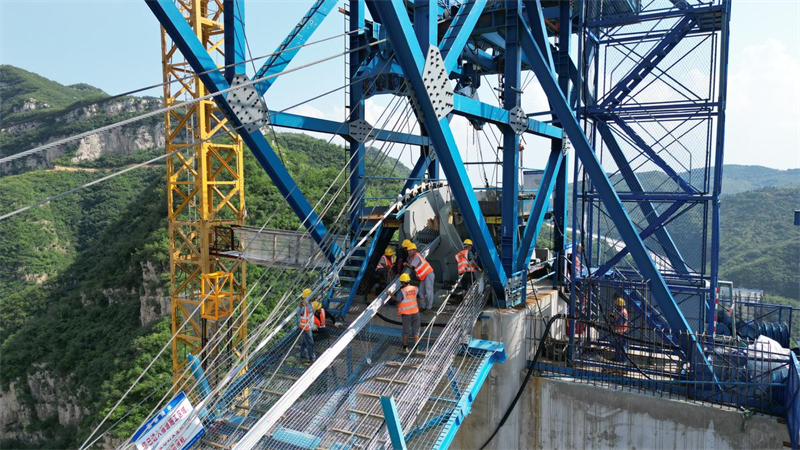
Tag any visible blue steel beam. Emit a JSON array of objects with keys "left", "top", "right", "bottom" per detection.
[
  {"left": 452, "top": 95, "right": 562, "bottom": 139},
  {"left": 708, "top": 0, "right": 732, "bottom": 334},
  {"left": 349, "top": 0, "right": 367, "bottom": 237},
  {"left": 223, "top": 0, "right": 246, "bottom": 82},
  {"left": 432, "top": 339, "right": 506, "bottom": 450},
  {"left": 500, "top": 0, "right": 521, "bottom": 274},
  {"left": 368, "top": 0, "right": 508, "bottom": 296},
  {"left": 415, "top": 0, "right": 439, "bottom": 181},
  {"left": 523, "top": 0, "right": 555, "bottom": 73},
  {"left": 439, "top": 0, "right": 489, "bottom": 73},
  {"left": 516, "top": 147, "right": 564, "bottom": 270},
  {"left": 147, "top": 0, "right": 340, "bottom": 262},
  {"left": 253, "top": 0, "right": 338, "bottom": 95},
  {"left": 380, "top": 396, "right": 409, "bottom": 450},
  {"left": 597, "top": 121, "right": 690, "bottom": 274},
  {"left": 516, "top": 6, "right": 716, "bottom": 381},
  {"left": 552, "top": 0, "right": 571, "bottom": 286},
  {"left": 269, "top": 111, "right": 429, "bottom": 146}
]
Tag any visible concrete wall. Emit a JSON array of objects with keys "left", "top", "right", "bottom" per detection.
[{"left": 453, "top": 300, "right": 788, "bottom": 450}]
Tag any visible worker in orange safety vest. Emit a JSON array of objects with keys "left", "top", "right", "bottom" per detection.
[
  {"left": 312, "top": 300, "right": 331, "bottom": 341},
  {"left": 404, "top": 243, "right": 435, "bottom": 311},
  {"left": 612, "top": 295, "right": 629, "bottom": 364},
  {"left": 455, "top": 238, "right": 480, "bottom": 292},
  {"left": 391, "top": 273, "right": 420, "bottom": 353},
  {"left": 375, "top": 247, "right": 395, "bottom": 287},
  {"left": 296, "top": 289, "right": 317, "bottom": 363}
]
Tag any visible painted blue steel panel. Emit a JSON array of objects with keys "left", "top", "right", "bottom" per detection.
[
  {"left": 148, "top": 0, "right": 340, "bottom": 262},
  {"left": 368, "top": 0, "right": 508, "bottom": 296},
  {"left": 516, "top": 7, "right": 717, "bottom": 382}
]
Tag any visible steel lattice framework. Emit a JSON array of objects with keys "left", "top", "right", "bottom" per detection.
[
  {"left": 145, "top": 0, "right": 732, "bottom": 445},
  {"left": 161, "top": 0, "right": 247, "bottom": 388}
]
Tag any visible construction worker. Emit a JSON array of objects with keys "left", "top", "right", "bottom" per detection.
[
  {"left": 296, "top": 289, "right": 317, "bottom": 363},
  {"left": 376, "top": 248, "right": 395, "bottom": 286},
  {"left": 455, "top": 238, "right": 480, "bottom": 291},
  {"left": 395, "top": 239, "right": 412, "bottom": 275},
  {"left": 312, "top": 300, "right": 330, "bottom": 341},
  {"left": 391, "top": 273, "right": 420, "bottom": 353},
  {"left": 612, "top": 295, "right": 629, "bottom": 364},
  {"left": 404, "top": 243, "right": 435, "bottom": 311}
]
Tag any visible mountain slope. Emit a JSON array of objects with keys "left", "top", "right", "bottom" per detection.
[
  {"left": 0, "top": 65, "right": 105, "bottom": 124},
  {"left": 0, "top": 127, "right": 411, "bottom": 448},
  {"left": 0, "top": 65, "right": 163, "bottom": 176},
  {"left": 719, "top": 184, "right": 800, "bottom": 301},
  {"left": 716, "top": 165, "right": 800, "bottom": 195}
]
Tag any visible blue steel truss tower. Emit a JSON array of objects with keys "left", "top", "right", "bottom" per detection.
[
  {"left": 574, "top": 0, "right": 732, "bottom": 340},
  {"left": 147, "top": 0, "right": 731, "bottom": 381}
]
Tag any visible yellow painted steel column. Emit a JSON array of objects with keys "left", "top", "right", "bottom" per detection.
[{"left": 161, "top": 0, "right": 246, "bottom": 394}]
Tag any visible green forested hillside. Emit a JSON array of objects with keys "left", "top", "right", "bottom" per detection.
[
  {"left": 719, "top": 184, "right": 800, "bottom": 301},
  {"left": 0, "top": 127, "right": 409, "bottom": 447},
  {"left": 0, "top": 65, "right": 105, "bottom": 124},
  {"left": 716, "top": 165, "right": 800, "bottom": 195}
]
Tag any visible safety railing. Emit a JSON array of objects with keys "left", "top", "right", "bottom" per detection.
[
  {"left": 231, "top": 226, "right": 348, "bottom": 269},
  {"left": 735, "top": 300, "right": 796, "bottom": 347},
  {"left": 525, "top": 313, "right": 794, "bottom": 418}
]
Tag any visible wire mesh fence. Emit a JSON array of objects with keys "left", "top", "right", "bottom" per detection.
[
  {"left": 162, "top": 272, "right": 491, "bottom": 450},
  {"left": 525, "top": 311, "right": 794, "bottom": 417}
]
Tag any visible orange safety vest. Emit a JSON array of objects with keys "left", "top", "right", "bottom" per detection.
[
  {"left": 314, "top": 308, "right": 326, "bottom": 329},
  {"left": 410, "top": 253, "right": 433, "bottom": 280},
  {"left": 377, "top": 255, "right": 393, "bottom": 270},
  {"left": 397, "top": 285, "right": 419, "bottom": 315},
  {"left": 614, "top": 308, "right": 629, "bottom": 333},
  {"left": 455, "top": 249, "right": 477, "bottom": 274},
  {"left": 299, "top": 304, "right": 313, "bottom": 331}
]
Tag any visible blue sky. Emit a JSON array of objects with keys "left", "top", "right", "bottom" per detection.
[{"left": 1, "top": 0, "right": 799, "bottom": 172}]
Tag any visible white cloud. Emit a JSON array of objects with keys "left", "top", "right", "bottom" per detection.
[{"left": 726, "top": 39, "right": 800, "bottom": 169}]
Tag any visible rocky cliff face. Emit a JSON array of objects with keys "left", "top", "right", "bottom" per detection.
[
  {"left": 0, "top": 261, "right": 169, "bottom": 445},
  {"left": 0, "top": 367, "right": 87, "bottom": 443},
  {"left": 0, "top": 97, "right": 164, "bottom": 175}
]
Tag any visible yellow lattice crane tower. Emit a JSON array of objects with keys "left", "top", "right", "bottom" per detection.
[{"left": 160, "top": 0, "right": 246, "bottom": 391}]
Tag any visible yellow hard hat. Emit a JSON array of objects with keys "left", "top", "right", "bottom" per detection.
[
  {"left": 312, "top": 301, "right": 322, "bottom": 311},
  {"left": 302, "top": 288, "right": 313, "bottom": 298},
  {"left": 463, "top": 239, "right": 473, "bottom": 246},
  {"left": 399, "top": 273, "right": 411, "bottom": 283},
  {"left": 401, "top": 239, "right": 412, "bottom": 249},
  {"left": 616, "top": 297, "right": 625, "bottom": 307},
  {"left": 384, "top": 248, "right": 394, "bottom": 256},
  {"left": 407, "top": 243, "right": 417, "bottom": 250}
]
